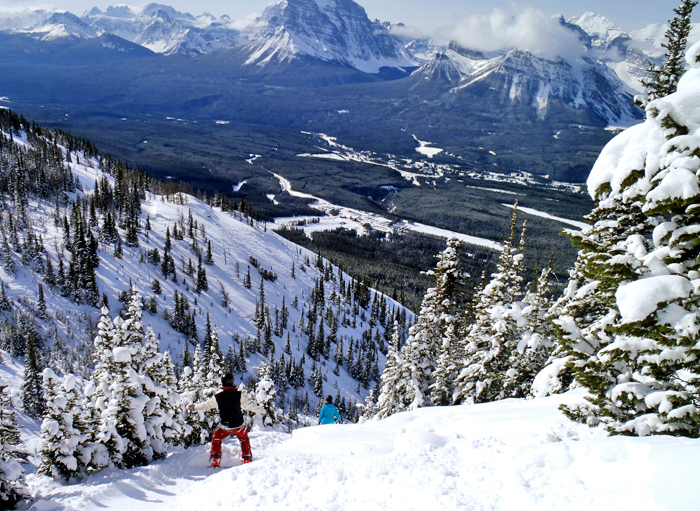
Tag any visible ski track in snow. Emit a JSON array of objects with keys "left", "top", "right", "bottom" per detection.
[{"left": 25, "top": 390, "right": 700, "bottom": 511}]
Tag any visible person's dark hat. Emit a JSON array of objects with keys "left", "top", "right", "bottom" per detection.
[
  {"left": 325, "top": 395, "right": 333, "bottom": 404},
  {"left": 221, "top": 373, "right": 234, "bottom": 387}
]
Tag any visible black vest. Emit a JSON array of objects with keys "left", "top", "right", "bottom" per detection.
[{"left": 215, "top": 388, "right": 244, "bottom": 428}]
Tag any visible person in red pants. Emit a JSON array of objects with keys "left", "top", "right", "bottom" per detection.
[{"left": 187, "top": 373, "right": 265, "bottom": 466}]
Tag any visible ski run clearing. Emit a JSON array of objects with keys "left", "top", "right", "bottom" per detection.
[
  {"left": 18, "top": 386, "right": 698, "bottom": 511},
  {"left": 501, "top": 204, "right": 589, "bottom": 230},
  {"left": 269, "top": 172, "right": 503, "bottom": 251}
]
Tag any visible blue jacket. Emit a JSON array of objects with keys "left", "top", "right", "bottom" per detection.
[{"left": 318, "top": 403, "right": 342, "bottom": 424}]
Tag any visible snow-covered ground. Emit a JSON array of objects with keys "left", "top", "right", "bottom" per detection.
[{"left": 24, "top": 388, "right": 699, "bottom": 511}]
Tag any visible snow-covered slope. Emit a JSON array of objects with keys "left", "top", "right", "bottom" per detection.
[
  {"left": 234, "top": 0, "right": 415, "bottom": 72},
  {"left": 23, "top": 388, "right": 700, "bottom": 510},
  {"left": 0, "top": 125, "right": 408, "bottom": 416}
]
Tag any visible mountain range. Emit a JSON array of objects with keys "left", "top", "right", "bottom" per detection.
[{"left": 0, "top": 0, "right": 682, "bottom": 186}]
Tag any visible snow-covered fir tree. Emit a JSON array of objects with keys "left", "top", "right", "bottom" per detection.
[
  {"left": 85, "top": 306, "right": 116, "bottom": 468},
  {"left": 380, "top": 238, "right": 467, "bottom": 413},
  {"left": 375, "top": 321, "right": 410, "bottom": 419},
  {"left": 0, "top": 385, "right": 28, "bottom": 508},
  {"left": 642, "top": 0, "right": 698, "bottom": 101},
  {"left": 38, "top": 369, "right": 90, "bottom": 480},
  {"left": 453, "top": 206, "right": 527, "bottom": 404},
  {"left": 139, "top": 326, "right": 180, "bottom": 459},
  {"left": 558, "top": 43, "right": 700, "bottom": 436},
  {"left": 253, "top": 361, "right": 281, "bottom": 424},
  {"left": 502, "top": 265, "right": 556, "bottom": 398}
]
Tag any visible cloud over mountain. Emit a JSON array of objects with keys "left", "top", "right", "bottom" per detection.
[{"left": 435, "top": 7, "right": 585, "bottom": 59}]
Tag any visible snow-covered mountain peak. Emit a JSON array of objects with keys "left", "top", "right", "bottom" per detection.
[
  {"left": 412, "top": 45, "right": 640, "bottom": 125},
  {"left": 17, "top": 11, "right": 102, "bottom": 40},
  {"left": 244, "top": 0, "right": 415, "bottom": 73},
  {"left": 568, "top": 12, "right": 628, "bottom": 49},
  {"left": 139, "top": 3, "right": 195, "bottom": 22},
  {"left": 81, "top": 3, "right": 243, "bottom": 55}
]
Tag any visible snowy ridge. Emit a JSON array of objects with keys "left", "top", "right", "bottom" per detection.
[{"left": 83, "top": 4, "right": 244, "bottom": 55}]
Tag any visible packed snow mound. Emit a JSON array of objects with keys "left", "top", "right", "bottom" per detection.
[{"left": 26, "top": 390, "right": 700, "bottom": 510}]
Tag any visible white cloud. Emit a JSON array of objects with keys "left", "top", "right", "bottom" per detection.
[
  {"left": 227, "top": 11, "right": 263, "bottom": 31},
  {"left": 0, "top": 4, "right": 53, "bottom": 14},
  {"left": 388, "top": 23, "right": 424, "bottom": 40},
  {"left": 435, "top": 6, "right": 585, "bottom": 59}
]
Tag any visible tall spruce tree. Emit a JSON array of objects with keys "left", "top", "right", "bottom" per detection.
[
  {"left": 453, "top": 206, "right": 527, "bottom": 404},
  {"left": 381, "top": 238, "right": 468, "bottom": 412},
  {"left": 641, "top": 0, "right": 697, "bottom": 101},
  {"left": 21, "top": 331, "right": 44, "bottom": 418},
  {"left": 375, "top": 321, "right": 412, "bottom": 418}
]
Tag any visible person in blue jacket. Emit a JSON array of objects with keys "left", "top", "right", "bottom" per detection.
[{"left": 318, "top": 395, "right": 342, "bottom": 425}]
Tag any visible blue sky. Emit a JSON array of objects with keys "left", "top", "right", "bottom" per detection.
[{"left": 0, "top": 0, "right": 688, "bottom": 33}]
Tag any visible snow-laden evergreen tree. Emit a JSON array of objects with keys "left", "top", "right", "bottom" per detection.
[
  {"left": 641, "top": 0, "right": 698, "bottom": 101},
  {"left": 205, "top": 325, "right": 224, "bottom": 390},
  {"left": 561, "top": 46, "right": 700, "bottom": 436},
  {"left": 253, "top": 362, "right": 280, "bottom": 425},
  {"left": 0, "top": 385, "right": 28, "bottom": 508},
  {"left": 375, "top": 321, "right": 412, "bottom": 418},
  {"left": 380, "top": 238, "right": 467, "bottom": 412},
  {"left": 453, "top": 206, "right": 527, "bottom": 404},
  {"left": 503, "top": 265, "right": 556, "bottom": 398},
  {"left": 85, "top": 306, "right": 116, "bottom": 467},
  {"left": 538, "top": 195, "right": 651, "bottom": 407},
  {"left": 160, "top": 351, "right": 182, "bottom": 446},
  {"left": 180, "top": 347, "right": 214, "bottom": 446},
  {"left": 21, "top": 329, "right": 44, "bottom": 418},
  {"left": 38, "top": 369, "right": 90, "bottom": 480},
  {"left": 92, "top": 291, "right": 150, "bottom": 468},
  {"left": 138, "top": 326, "right": 179, "bottom": 459}
]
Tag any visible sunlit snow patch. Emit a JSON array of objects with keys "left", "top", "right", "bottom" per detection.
[
  {"left": 297, "top": 153, "right": 347, "bottom": 161},
  {"left": 412, "top": 135, "right": 443, "bottom": 158},
  {"left": 502, "top": 204, "right": 588, "bottom": 229},
  {"left": 232, "top": 180, "right": 248, "bottom": 192}
]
